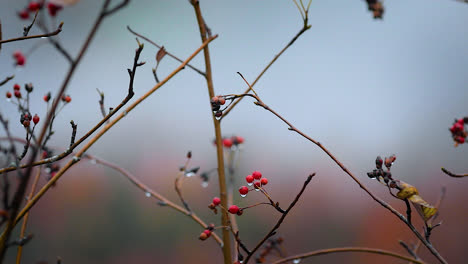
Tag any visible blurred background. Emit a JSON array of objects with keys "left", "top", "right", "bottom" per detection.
[{"left": 1, "top": 0, "right": 468, "bottom": 263}]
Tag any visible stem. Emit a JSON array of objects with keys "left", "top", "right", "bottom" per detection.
[
  {"left": 441, "top": 167, "right": 468, "bottom": 177},
  {"left": 271, "top": 247, "right": 427, "bottom": 264},
  {"left": 0, "top": 22, "right": 63, "bottom": 44},
  {"left": 190, "top": 1, "right": 232, "bottom": 263}
]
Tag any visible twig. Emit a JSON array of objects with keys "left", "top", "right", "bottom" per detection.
[
  {"left": 190, "top": 1, "right": 231, "bottom": 263},
  {"left": 23, "top": 10, "right": 39, "bottom": 37},
  {"left": 230, "top": 83, "right": 447, "bottom": 264},
  {"left": 243, "top": 174, "right": 315, "bottom": 264},
  {"left": 174, "top": 174, "right": 192, "bottom": 213},
  {"left": 271, "top": 247, "right": 427, "bottom": 264},
  {"left": 83, "top": 154, "right": 222, "bottom": 245},
  {"left": 127, "top": 26, "right": 205, "bottom": 76},
  {"left": 0, "top": 22, "right": 63, "bottom": 45},
  {"left": 1, "top": 35, "right": 218, "bottom": 246},
  {"left": 441, "top": 167, "right": 468, "bottom": 178},
  {"left": 69, "top": 121, "right": 77, "bottom": 147},
  {"left": 399, "top": 240, "right": 420, "bottom": 261},
  {"left": 0, "top": 75, "right": 14, "bottom": 87},
  {"left": 220, "top": 12, "right": 311, "bottom": 120},
  {"left": 96, "top": 89, "right": 107, "bottom": 120},
  {"left": 404, "top": 199, "right": 412, "bottom": 226}
]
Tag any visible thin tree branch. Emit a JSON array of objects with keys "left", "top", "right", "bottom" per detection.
[
  {"left": 399, "top": 240, "right": 420, "bottom": 261},
  {"left": 441, "top": 167, "right": 468, "bottom": 178},
  {"left": 0, "top": 22, "right": 63, "bottom": 45},
  {"left": 190, "top": 1, "right": 231, "bottom": 263},
  {"left": 243, "top": 174, "right": 315, "bottom": 263},
  {"left": 127, "top": 26, "right": 206, "bottom": 76},
  {"left": 23, "top": 10, "right": 39, "bottom": 37},
  {"left": 271, "top": 247, "right": 427, "bottom": 264},
  {"left": 0, "top": 76, "right": 14, "bottom": 87}
]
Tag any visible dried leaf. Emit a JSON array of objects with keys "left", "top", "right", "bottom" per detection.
[
  {"left": 396, "top": 181, "right": 437, "bottom": 221},
  {"left": 156, "top": 46, "right": 167, "bottom": 63},
  {"left": 409, "top": 194, "right": 438, "bottom": 221}
]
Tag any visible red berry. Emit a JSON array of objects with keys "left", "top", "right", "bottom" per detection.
[
  {"left": 453, "top": 123, "right": 463, "bottom": 132},
  {"left": 218, "top": 97, "right": 226, "bottom": 105},
  {"left": 23, "top": 120, "right": 30, "bottom": 127},
  {"left": 43, "top": 93, "right": 51, "bottom": 102},
  {"left": 47, "top": 3, "right": 62, "bottom": 16},
  {"left": 223, "top": 138, "right": 233, "bottom": 148},
  {"left": 457, "top": 137, "right": 465, "bottom": 144},
  {"left": 254, "top": 181, "right": 261, "bottom": 189},
  {"left": 28, "top": 1, "right": 40, "bottom": 11},
  {"left": 33, "top": 114, "right": 40, "bottom": 124},
  {"left": 6, "top": 92, "right": 12, "bottom": 98},
  {"left": 203, "top": 229, "right": 212, "bottom": 237},
  {"left": 18, "top": 9, "right": 30, "bottom": 19},
  {"left": 239, "top": 186, "right": 249, "bottom": 195},
  {"left": 15, "top": 55, "right": 26, "bottom": 66},
  {"left": 14, "top": 91, "right": 21, "bottom": 98},
  {"left": 245, "top": 175, "right": 254, "bottom": 183},
  {"left": 64, "top": 95, "right": 71, "bottom": 103},
  {"left": 252, "top": 171, "right": 262, "bottom": 180},
  {"left": 13, "top": 84, "right": 20, "bottom": 91},
  {"left": 214, "top": 110, "right": 223, "bottom": 117},
  {"left": 212, "top": 197, "right": 221, "bottom": 206},
  {"left": 236, "top": 136, "right": 244, "bottom": 144},
  {"left": 228, "top": 205, "right": 239, "bottom": 214},
  {"left": 457, "top": 118, "right": 465, "bottom": 125},
  {"left": 211, "top": 96, "right": 219, "bottom": 104},
  {"left": 199, "top": 232, "right": 208, "bottom": 240},
  {"left": 260, "top": 178, "right": 268, "bottom": 186}
]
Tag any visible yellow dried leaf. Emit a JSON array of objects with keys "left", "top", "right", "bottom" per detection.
[
  {"left": 409, "top": 194, "right": 438, "bottom": 221},
  {"left": 396, "top": 181, "right": 419, "bottom": 199}
]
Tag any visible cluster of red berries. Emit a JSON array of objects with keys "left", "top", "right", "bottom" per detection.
[
  {"left": 208, "top": 197, "right": 244, "bottom": 216},
  {"left": 20, "top": 113, "right": 40, "bottom": 128},
  {"left": 13, "top": 51, "right": 26, "bottom": 66},
  {"left": 449, "top": 118, "right": 467, "bottom": 145},
  {"left": 18, "top": 1, "right": 63, "bottom": 19},
  {"left": 366, "top": 0, "right": 384, "bottom": 19},
  {"left": 198, "top": 223, "right": 215, "bottom": 240},
  {"left": 222, "top": 135, "right": 244, "bottom": 148},
  {"left": 244, "top": 170, "right": 268, "bottom": 192},
  {"left": 211, "top": 95, "right": 227, "bottom": 117}
]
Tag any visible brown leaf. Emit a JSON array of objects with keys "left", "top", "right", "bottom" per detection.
[
  {"left": 396, "top": 181, "right": 437, "bottom": 221},
  {"left": 156, "top": 46, "right": 167, "bottom": 63}
]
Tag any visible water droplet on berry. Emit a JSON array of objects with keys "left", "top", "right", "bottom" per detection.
[
  {"left": 6, "top": 98, "right": 11, "bottom": 102},
  {"left": 293, "top": 259, "right": 301, "bottom": 263},
  {"left": 247, "top": 182, "right": 253, "bottom": 186},
  {"left": 240, "top": 194, "right": 247, "bottom": 198},
  {"left": 255, "top": 188, "right": 260, "bottom": 192},
  {"left": 145, "top": 192, "right": 151, "bottom": 198},
  {"left": 44, "top": 167, "right": 51, "bottom": 173},
  {"left": 201, "top": 181, "right": 209, "bottom": 188}
]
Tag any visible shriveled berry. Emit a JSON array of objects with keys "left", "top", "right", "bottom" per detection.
[
  {"left": 239, "top": 186, "right": 249, "bottom": 195},
  {"left": 228, "top": 205, "right": 239, "bottom": 214},
  {"left": 236, "top": 209, "right": 243, "bottom": 216},
  {"left": 212, "top": 197, "right": 221, "bottom": 206},
  {"left": 13, "top": 84, "right": 20, "bottom": 91},
  {"left": 6, "top": 92, "right": 12, "bottom": 98},
  {"left": 33, "top": 114, "right": 40, "bottom": 124},
  {"left": 223, "top": 138, "right": 233, "bottom": 148},
  {"left": 260, "top": 178, "right": 268, "bottom": 186},
  {"left": 252, "top": 171, "right": 262, "bottom": 180},
  {"left": 245, "top": 175, "right": 254, "bottom": 183}
]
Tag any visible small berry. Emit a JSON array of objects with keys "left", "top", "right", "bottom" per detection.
[
  {"left": 254, "top": 181, "right": 261, "bottom": 189},
  {"left": 25, "top": 83, "right": 33, "bottom": 93},
  {"left": 245, "top": 175, "right": 254, "bottom": 183},
  {"left": 456, "top": 136, "right": 465, "bottom": 144},
  {"left": 18, "top": 9, "right": 30, "bottom": 19},
  {"left": 218, "top": 96, "right": 226, "bottom": 105},
  {"left": 14, "top": 91, "right": 22, "bottom": 98},
  {"left": 62, "top": 95, "right": 71, "bottom": 103},
  {"left": 228, "top": 205, "right": 239, "bottom": 214},
  {"left": 13, "top": 84, "right": 20, "bottom": 91},
  {"left": 28, "top": 1, "right": 40, "bottom": 11},
  {"left": 235, "top": 136, "right": 244, "bottom": 144},
  {"left": 199, "top": 232, "right": 208, "bottom": 241},
  {"left": 211, "top": 96, "right": 219, "bottom": 105},
  {"left": 33, "top": 114, "right": 40, "bottom": 124},
  {"left": 260, "top": 178, "right": 268, "bottom": 186},
  {"left": 453, "top": 123, "right": 463, "bottom": 132},
  {"left": 6, "top": 92, "right": 12, "bottom": 98},
  {"left": 236, "top": 209, "right": 243, "bottom": 216},
  {"left": 23, "top": 120, "right": 30, "bottom": 128},
  {"left": 239, "top": 186, "right": 249, "bottom": 195},
  {"left": 252, "top": 171, "right": 262, "bottom": 180},
  {"left": 212, "top": 197, "right": 221, "bottom": 206},
  {"left": 47, "top": 3, "right": 62, "bottom": 16},
  {"left": 215, "top": 110, "right": 223, "bottom": 117},
  {"left": 223, "top": 138, "right": 233, "bottom": 148},
  {"left": 203, "top": 229, "right": 212, "bottom": 237},
  {"left": 43, "top": 92, "right": 51, "bottom": 102},
  {"left": 13, "top": 52, "right": 26, "bottom": 66}
]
